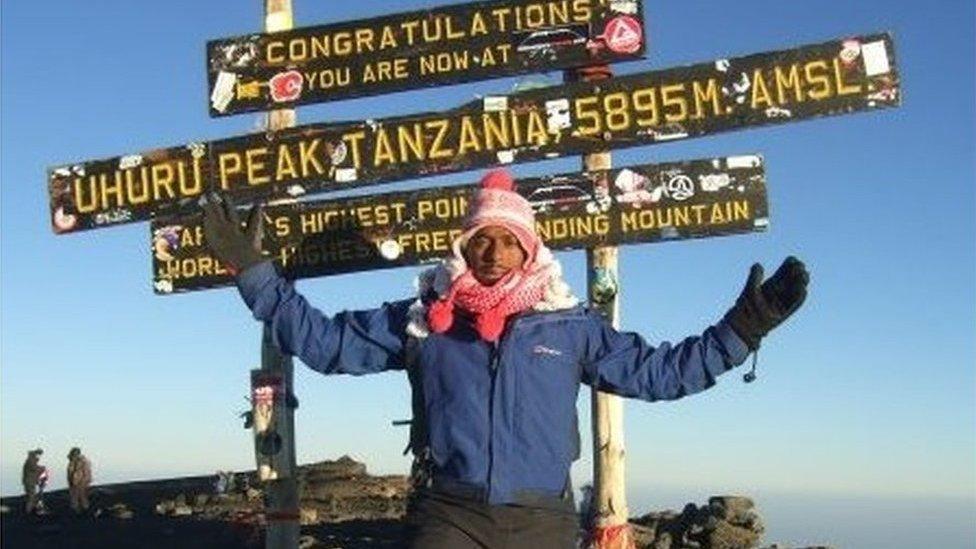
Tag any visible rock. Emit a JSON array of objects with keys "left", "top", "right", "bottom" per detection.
[
  {"left": 172, "top": 505, "right": 193, "bottom": 517},
  {"left": 629, "top": 522, "right": 657, "bottom": 547},
  {"left": 298, "top": 535, "right": 319, "bottom": 549},
  {"left": 300, "top": 507, "right": 319, "bottom": 526},
  {"left": 245, "top": 487, "right": 262, "bottom": 501},
  {"left": 652, "top": 532, "right": 672, "bottom": 549},
  {"left": 216, "top": 492, "right": 244, "bottom": 504},
  {"left": 301, "top": 455, "right": 367, "bottom": 481},
  {"left": 630, "top": 495, "right": 765, "bottom": 549},
  {"left": 108, "top": 503, "right": 134, "bottom": 520},
  {"left": 709, "top": 496, "right": 755, "bottom": 519},
  {"left": 706, "top": 520, "right": 761, "bottom": 549},
  {"left": 294, "top": 457, "right": 409, "bottom": 523}
]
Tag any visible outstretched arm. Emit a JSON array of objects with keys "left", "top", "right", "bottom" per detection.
[
  {"left": 202, "top": 193, "right": 409, "bottom": 375},
  {"left": 581, "top": 257, "right": 809, "bottom": 401},
  {"left": 581, "top": 314, "right": 748, "bottom": 401}
]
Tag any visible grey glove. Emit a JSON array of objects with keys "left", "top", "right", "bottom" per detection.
[
  {"left": 724, "top": 256, "right": 809, "bottom": 351},
  {"left": 201, "top": 192, "right": 265, "bottom": 276}
]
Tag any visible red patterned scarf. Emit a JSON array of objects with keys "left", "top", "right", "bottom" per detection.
[{"left": 426, "top": 261, "right": 555, "bottom": 342}]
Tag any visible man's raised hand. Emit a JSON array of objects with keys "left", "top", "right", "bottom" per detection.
[
  {"left": 200, "top": 192, "right": 265, "bottom": 276},
  {"left": 724, "top": 256, "right": 810, "bottom": 350}
]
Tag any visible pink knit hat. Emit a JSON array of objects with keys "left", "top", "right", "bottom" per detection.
[{"left": 452, "top": 169, "right": 540, "bottom": 264}]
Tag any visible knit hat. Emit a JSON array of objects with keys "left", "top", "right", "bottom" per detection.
[{"left": 452, "top": 169, "right": 540, "bottom": 264}]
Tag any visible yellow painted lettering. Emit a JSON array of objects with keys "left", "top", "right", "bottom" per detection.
[
  {"left": 274, "top": 216, "right": 291, "bottom": 237},
  {"left": 483, "top": 112, "right": 510, "bottom": 149},
  {"left": 774, "top": 64, "right": 803, "bottom": 103},
  {"left": 333, "top": 32, "right": 352, "bottom": 56},
  {"left": 397, "top": 124, "right": 425, "bottom": 162},
  {"left": 276, "top": 144, "right": 298, "bottom": 181},
  {"left": 380, "top": 26, "right": 397, "bottom": 49},
  {"left": 526, "top": 110, "right": 548, "bottom": 144},
  {"left": 633, "top": 87, "right": 660, "bottom": 127},
  {"left": 298, "top": 139, "right": 326, "bottom": 177},
  {"left": 343, "top": 131, "right": 366, "bottom": 168},
  {"left": 750, "top": 69, "right": 774, "bottom": 109},
  {"left": 692, "top": 78, "right": 722, "bottom": 119},
  {"left": 661, "top": 83, "right": 688, "bottom": 122},
  {"left": 470, "top": 12, "right": 488, "bottom": 35},
  {"left": 833, "top": 58, "right": 861, "bottom": 96},
  {"left": 372, "top": 127, "right": 397, "bottom": 167},
  {"left": 124, "top": 169, "right": 150, "bottom": 205},
  {"left": 355, "top": 28, "right": 374, "bottom": 52},
  {"left": 245, "top": 148, "right": 270, "bottom": 185},
  {"left": 458, "top": 116, "right": 482, "bottom": 154},
  {"left": 266, "top": 41, "right": 285, "bottom": 63},
  {"left": 804, "top": 60, "right": 832, "bottom": 100},
  {"left": 427, "top": 119, "right": 453, "bottom": 159},
  {"left": 218, "top": 152, "right": 242, "bottom": 190},
  {"left": 150, "top": 164, "right": 175, "bottom": 202},
  {"left": 575, "top": 95, "right": 601, "bottom": 135}
]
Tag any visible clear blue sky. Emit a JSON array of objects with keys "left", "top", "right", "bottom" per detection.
[{"left": 2, "top": 0, "right": 974, "bottom": 545}]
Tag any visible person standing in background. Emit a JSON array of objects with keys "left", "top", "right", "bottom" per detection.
[
  {"left": 67, "top": 447, "right": 93, "bottom": 514},
  {"left": 21, "top": 448, "right": 44, "bottom": 515}
]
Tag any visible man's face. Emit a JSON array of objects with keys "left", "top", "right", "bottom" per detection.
[{"left": 464, "top": 226, "right": 527, "bottom": 286}]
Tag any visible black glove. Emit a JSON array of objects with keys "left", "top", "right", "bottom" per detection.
[
  {"left": 201, "top": 192, "right": 265, "bottom": 276},
  {"left": 724, "top": 256, "right": 809, "bottom": 350}
]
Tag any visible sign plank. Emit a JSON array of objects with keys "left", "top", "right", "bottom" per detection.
[
  {"left": 151, "top": 155, "right": 767, "bottom": 294},
  {"left": 51, "top": 33, "right": 896, "bottom": 235},
  {"left": 207, "top": 0, "right": 647, "bottom": 116}
]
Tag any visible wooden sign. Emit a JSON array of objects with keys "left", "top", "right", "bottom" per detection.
[
  {"left": 151, "top": 155, "right": 767, "bottom": 294},
  {"left": 207, "top": 0, "right": 646, "bottom": 116},
  {"left": 51, "top": 33, "right": 896, "bottom": 235}
]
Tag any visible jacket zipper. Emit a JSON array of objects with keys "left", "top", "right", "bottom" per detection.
[{"left": 485, "top": 340, "right": 500, "bottom": 502}]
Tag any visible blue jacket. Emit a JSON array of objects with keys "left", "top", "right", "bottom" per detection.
[{"left": 237, "top": 262, "right": 749, "bottom": 506}]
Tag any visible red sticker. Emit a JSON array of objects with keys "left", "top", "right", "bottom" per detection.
[
  {"left": 602, "top": 16, "right": 643, "bottom": 54},
  {"left": 269, "top": 70, "right": 303, "bottom": 103}
]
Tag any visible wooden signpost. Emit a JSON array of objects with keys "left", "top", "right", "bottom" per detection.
[
  {"left": 256, "top": 2, "right": 300, "bottom": 547},
  {"left": 43, "top": 1, "right": 905, "bottom": 547},
  {"left": 207, "top": 0, "right": 647, "bottom": 116},
  {"left": 49, "top": 33, "right": 898, "bottom": 235}
]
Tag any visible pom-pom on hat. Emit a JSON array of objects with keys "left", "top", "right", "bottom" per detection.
[{"left": 453, "top": 169, "right": 540, "bottom": 263}]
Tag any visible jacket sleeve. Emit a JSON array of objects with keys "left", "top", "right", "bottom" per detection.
[
  {"left": 236, "top": 262, "right": 411, "bottom": 376},
  {"left": 580, "top": 311, "right": 750, "bottom": 401}
]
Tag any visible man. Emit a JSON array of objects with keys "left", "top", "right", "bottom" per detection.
[
  {"left": 203, "top": 169, "right": 809, "bottom": 548},
  {"left": 21, "top": 448, "right": 44, "bottom": 515},
  {"left": 67, "top": 447, "right": 93, "bottom": 514}
]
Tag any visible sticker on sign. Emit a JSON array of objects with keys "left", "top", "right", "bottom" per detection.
[
  {"left": 601, "top": 16, "right": 643, "bottom": 54},
  {"left": 269, "top": 70, "right": 303, "bottom": 103}
]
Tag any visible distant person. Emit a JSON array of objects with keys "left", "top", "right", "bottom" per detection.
[
  {"left": 67, "top": 447, "right": 92, "bottom": 514},
  {"left": 21, "top": 448, "right": 44, "bottom": 515},
  {"left": 36, "top": 466, "right": 50, "bottom": 514},
  {"left": 203, "top": 169, "right": 809, "bottom": 548}
]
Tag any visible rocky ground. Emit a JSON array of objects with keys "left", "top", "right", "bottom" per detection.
[{"left": 1, "top": 456, "right": 830, "bottom": 548}]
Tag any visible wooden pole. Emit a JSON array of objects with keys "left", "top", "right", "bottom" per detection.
[
  {"left": 261, "top": 2, "right": 299, "bottom": 548},
  {"left": 565, "top": 64, "right": 635, "bottom": 549}
]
